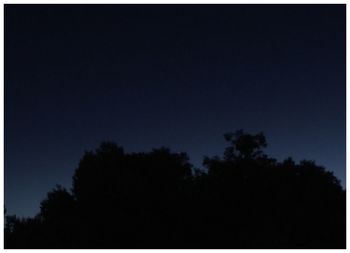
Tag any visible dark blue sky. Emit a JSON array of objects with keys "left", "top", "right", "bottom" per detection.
[{"left": 5, "top": 4, "right": 345, "bottom": 217}]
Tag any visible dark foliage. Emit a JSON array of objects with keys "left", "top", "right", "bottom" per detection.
[{"left": 4, "top": 131, "right": 346, "bottom": 249}]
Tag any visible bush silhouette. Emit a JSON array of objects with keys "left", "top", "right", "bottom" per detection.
[{"left": 4, "top": 131, "right": 346, "bottom": 249}]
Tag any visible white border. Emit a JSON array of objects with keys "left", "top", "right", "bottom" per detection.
[{"left": 0, "top": 0, "right": 348, "bottom": 3}]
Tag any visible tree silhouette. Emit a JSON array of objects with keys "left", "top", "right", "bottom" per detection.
[
  {"left": 223, "top": 129, "right": 267, "bottom": 160},
  {"left": 4, "top": 131, "right": 346, "bottom": 249}
]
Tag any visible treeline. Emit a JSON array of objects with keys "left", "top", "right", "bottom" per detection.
[{"left": 4, "top": 130, "right": 346, "bottom": 248}]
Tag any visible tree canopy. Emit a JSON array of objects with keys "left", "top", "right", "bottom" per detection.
[{"left": 5, "top": 131, "right": 346, "bottom": 249}]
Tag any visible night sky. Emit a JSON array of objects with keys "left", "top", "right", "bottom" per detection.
[{"left": 5, "top": 4, "right": 345, "bottom": 217}]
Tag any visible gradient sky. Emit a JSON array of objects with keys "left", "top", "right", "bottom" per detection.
[{"left": 5, "top": 4, "right": 345, "bottom": 217}]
